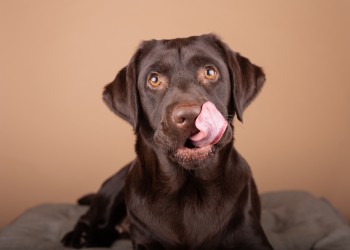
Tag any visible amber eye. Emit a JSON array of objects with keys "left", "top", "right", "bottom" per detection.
[
  {"left": 204, "top": 66, "right": 218, "bottom": 80},
  {"left": 147, "top": 73, "right": 161, "bottom": 87}
]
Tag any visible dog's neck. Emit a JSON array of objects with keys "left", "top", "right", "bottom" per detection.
[{"left": 135, "top": 130, "right": 242, "bottom": 194}]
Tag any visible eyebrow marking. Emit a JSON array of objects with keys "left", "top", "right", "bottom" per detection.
[
  {"left": 188, "top": 55, "right": 221, "bottom": 68},
  {"left": 146, "top": 61, "right": 172, "bottom": 74}
]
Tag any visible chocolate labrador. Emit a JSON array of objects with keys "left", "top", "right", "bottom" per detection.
[{"left": 62, "top": 34, "right": 273, "bottom": 249}]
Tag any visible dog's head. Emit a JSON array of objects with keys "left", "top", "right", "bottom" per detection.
[{"left": 103, "top": 34, "right": 265, "bottom": 168}]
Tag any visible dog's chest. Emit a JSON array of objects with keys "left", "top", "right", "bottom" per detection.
[
  {"left": 129, "top": 185, "right": 234, "bottom": 246},
  {"left": 180, "top": 192, "right": 233, "bottom": 244},
  {"left": 182, "top": 208, "right": 226, "bottom": 244}
]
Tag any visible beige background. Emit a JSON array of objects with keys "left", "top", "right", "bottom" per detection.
[{"left": 1, "top": 1, "right": 349, "bottom": 228}]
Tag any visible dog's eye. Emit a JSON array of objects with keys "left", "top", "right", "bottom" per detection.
[
  {"left": 147, "top": 73, "right": 161, "bottom": 87},
  {"left": 204, "top": 66, "right": 218, "bottom": 80}
]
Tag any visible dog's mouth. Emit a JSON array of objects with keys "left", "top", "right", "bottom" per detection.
[
  {"left": 172, "top": 101, "right": 228, "bottom": 167},
  {"left": 174, "top": 139, "right": 215, "bottom": 166}
]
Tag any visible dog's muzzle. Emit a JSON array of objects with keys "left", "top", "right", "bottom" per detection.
[{"left": 171, "top": 101, "right": 228, "bottom": 166}]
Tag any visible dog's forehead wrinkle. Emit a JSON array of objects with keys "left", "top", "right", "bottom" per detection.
[
  {"left": 139, "top": 39, "right": 223, "bottom": 79},
  {"left": 139, "top": 49, "right": 180, "bottom": 76}
]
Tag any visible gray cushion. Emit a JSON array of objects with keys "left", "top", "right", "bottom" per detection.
[{"left": 1, "top": 191, "right": 349, "bottom": 250}]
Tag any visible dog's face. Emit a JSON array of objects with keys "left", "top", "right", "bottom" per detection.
[{"left": 103, "top": 34, "right": 265, "bottom": 168}]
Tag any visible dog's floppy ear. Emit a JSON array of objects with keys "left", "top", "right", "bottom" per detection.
[
  {"left": 103, "top": 53, "right": 140, "bottom": 130},
  {"left": 215, "top": 38, "right": 266, "bottom": 122}
]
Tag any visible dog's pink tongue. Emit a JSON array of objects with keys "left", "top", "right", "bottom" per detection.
[{"left": 190, "top": 101, "right": 228, "bottom": 148}]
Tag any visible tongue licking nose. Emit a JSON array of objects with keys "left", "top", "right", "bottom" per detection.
[{"left": 190, "top": 101, "right": 228, "bottom": 148}]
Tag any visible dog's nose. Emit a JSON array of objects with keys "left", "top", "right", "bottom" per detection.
[{"left": 172, "top": 105, "right": 201, "bottom": 130}]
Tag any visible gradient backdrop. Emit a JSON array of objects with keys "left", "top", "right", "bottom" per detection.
[{"left": 1, "top": 1, "right": 349, "bottom": 228}]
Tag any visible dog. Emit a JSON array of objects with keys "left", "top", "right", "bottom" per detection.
[{"left": 62, "top": 34, "right": 273, "bottom": 250}]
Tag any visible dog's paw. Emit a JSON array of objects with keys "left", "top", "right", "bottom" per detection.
[
  {"left": 61, "top": 223, "right": 121, "bottom": 248},
  {"left": 61, "top": 223, "right": 89, "bottom": 248}
]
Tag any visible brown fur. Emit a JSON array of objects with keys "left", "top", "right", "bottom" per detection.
[{"left": 62, "top": 34, "right": 273, "bottom": 250}]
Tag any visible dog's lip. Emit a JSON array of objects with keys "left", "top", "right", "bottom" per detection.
[{"left": 174, "top": 145, "right": 214, "bottom": 163}]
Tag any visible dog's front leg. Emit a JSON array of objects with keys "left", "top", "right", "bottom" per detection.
[{"left": 61, "top": 163, "right": 131, "bottom": 248}]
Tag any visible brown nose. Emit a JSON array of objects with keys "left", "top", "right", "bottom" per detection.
[{"left": 172, "top": 105, "right": 201, "bottom": 130}]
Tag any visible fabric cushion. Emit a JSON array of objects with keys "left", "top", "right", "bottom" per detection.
[{"left": 1, "top": 191, "right": 349, "bottom": 250}]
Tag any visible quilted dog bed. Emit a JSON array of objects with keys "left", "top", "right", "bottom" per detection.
[{"left": 1, "top": 191, "right": 349, "bottom": 250}]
